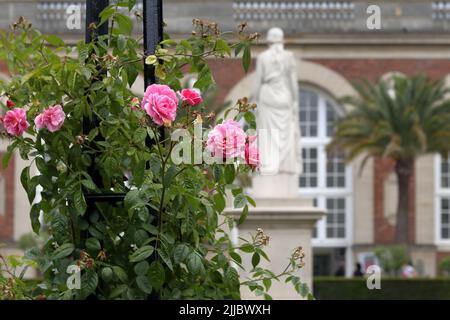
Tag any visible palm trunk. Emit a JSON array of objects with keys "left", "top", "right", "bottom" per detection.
[{"left": 394, "top": 159, "right": 413, "bottom": 244}]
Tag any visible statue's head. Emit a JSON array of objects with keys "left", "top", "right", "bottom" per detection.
[{"left": 266, "top": 27, "right": 284, "bottom": 44}]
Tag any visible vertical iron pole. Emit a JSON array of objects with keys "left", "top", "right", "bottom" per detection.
[
  {"left": 85, "top": 0, "right": 109, "bottom": 44},
  {"left": 84, "top": 0, "right": 109, "bottom": 189},
  {"left": 143, "top": 0, "right": 163, "bottom": 88},
  {"left": 84, "top": 0, "right": 109, "bottom": 135},
  {"left": 143, "top": 0, "right": 163, "bottom": 300},
  {"left": 83, "top": 0, "right": 109, "bottom": 300},
  {"left": 84, "top": 1, "right": 125, "bottom": 202}
]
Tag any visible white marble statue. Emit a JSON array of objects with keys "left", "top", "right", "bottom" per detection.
[{"left": 254, "top": 27, "right": 302, "bottom": 178}]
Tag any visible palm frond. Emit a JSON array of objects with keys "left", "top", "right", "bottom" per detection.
[{"left": 329, "top": 74, "right": 450, "bottom": 163}]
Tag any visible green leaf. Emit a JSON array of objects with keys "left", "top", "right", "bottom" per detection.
[
  {"left": 81, "top": 179, "right": 97, "bottom": 191},
  {"left": 145, "top": 55, "right": 157, "bottom": 65},
  {"left": 234, "top": 194, "right": 247, "bottom": 209},
  {"left": 251, "top": 252, "right": 260, "bottom": 268},
  {"left": 134, "top": 261, "right": 149, "bottom": 276},
  {"left": 213, "top": 165, "right": 222, "bottom": 182},
  {"left": 90, "top": 81, "right": 104, "bottom": 91},
  {"left": 155, "top": 64, "right": 166, "bottom": 80},
  {"left": 26, "top": 177, "right": 38, "bottom": 203},
  {"left": 115, "top": 14, "right": 133, "bottom": 34},
  {"left": 173, "top": 244, "right": 190, "bottom": 264},
  {"left": 240, "top": 244, "right": 254, "bottom": 253},
  {"left": 148, "top": 261, "right": 165, "bottom": 290},
  {"left": 52, "top": 243, "right": 74, "bottom": 260},
  {"left": 80, "top": 66, "right": 92, "bottom": 81},
  {"left": 224, "top": 165, "right": 235, "bottom": 184},
  {"left": 35, "top": 157, "right": 47, "bottom": 173},
  {"left": 73, "top": 189, "right": 87, "bottom": 215},
  {"left": 187, "top": 252, "right": 204, "bottom": 275},
  {"left": 246, "top": 195, "right": 256, "bottom": 207},
  {"left": 297, "top": 283, "right": 310, "bottom": 297},
  {"left": 157, "top": 248, "right": 173, "bottom": 271},
  {"left": 264, "top": 293, "right": 273, "bottom": 300},
  {"left": 229, "top": 251, "right": 242, "bottom": 264},
  {"left": 109, "top": 285, "right": 128, "bottom": 299},
  {"left": 215, "top": 38, "right": 231, "bottom": 55},
  {"left": 238, "top": 204, "right": 249, "bottom": 225},
  {"left": 243, "top": 44, "right": 251, "bottom": 73},
  {"left": 128, "top": 0, "right": 137, "bottom": 10},
  {"left": 244, "top": 111, "right": 256, "bottom": 129},
  {"left": 133, "top": 160, "right": 146, "bottom": 188},
  {"left": 124, "top": 189, "right": 140, "bottom": 210},
  {"left": 99, "top": 6, "right": 115, "bottom": 27},
  {"left": 30, "top": 203, "right": 41, "bottom": 234},
  {"left": 213, "top": 192, "right": 226, "bottom": 212},
  {"left": 225, "top": 267, "right": 239, "bottom": 288},
  {"left": 136, "top": 275, "right": 152, "bottom": 294},
  {"left": 133, "top": 229, "right": 148, "bottom": 247},
  {"left": 85, "top": 238, "right": 101, "bottom": 252},
  {"left": 20, "top": 166, "right": 30, "bottom": 193},
  {"left": 263, "top": 278, "right": 272, "bottom": 291},
  {"left": 160, "top": 39, "right": 177, "bottom": 46},
  {"left": 112, "top": 266, "right": 128, "bottom": 283},
  {"left": 79, "top": 270, "right": 98, "bottom": 299},
  {"left": 88, "top": 128, "right": 99, "bottom": 141},
  {"left": 129, "top": 245, "right": 154, "bottom": 263},
  {"left": 101, "top": 267, "right": 113, "bottom": 282},
  {"left": 2, "top": 144, "right": 15, "bottom": 169},
  {"left": 133, "top": 127, "right": 147, "bottom": 144},
  {"left": 45, "top": 35, "right": 65, "bottom": 47}
]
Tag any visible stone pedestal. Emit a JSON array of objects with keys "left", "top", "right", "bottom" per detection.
[{"left": 227, "top": 198, "right": 324, "bottom": 300}]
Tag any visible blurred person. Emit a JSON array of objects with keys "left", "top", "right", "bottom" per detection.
[
  {"left": 402, "top": 261, "right": 418, "bottom": 278},
  {"left": 353, "top": 263, "right": 364, "bottom": 277}
]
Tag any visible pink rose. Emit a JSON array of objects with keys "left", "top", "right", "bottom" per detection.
[
  {"left": 141, "top": 84, "right": 178, "bottom": 126},
  {"left": 207, "top": 120, "right": 246, "bottom": 159},
  {"left": 35, "top": 105, "right": 66, "bottom": 132},
  {"left": 245, "top": 142, "right": 260, "bottom": 169},
  {"left": 3, "top": 108, "right": 30, "bottom": 137},
  {"left": 179, "top": 89, "right": 203, "bottom": 106}
]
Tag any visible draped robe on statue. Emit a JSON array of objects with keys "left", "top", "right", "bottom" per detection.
[{"left": 254, "top": 45, "right": 302, "bottom": 176}]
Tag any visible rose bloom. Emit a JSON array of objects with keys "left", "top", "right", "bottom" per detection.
[
  {"left": 6, "top": 99, "right": 15, "bottom": 108},
  {"left": 141, "top": 84, "right": 178, "bottom": 126},
  {"left": 179, "top": 89, "right": 203, "bottom": 106},
  {"left": 206, "top": 120, "right": 246, "bottom": 160},
  {"left": 3, "top": 108, "right": 30, "bottom": 136},
  {"left": 245, "top": 142, "right": 260, "bottom": 169},
  {"left": 35, "top": 104, "right": 66, "bottom": 132}
]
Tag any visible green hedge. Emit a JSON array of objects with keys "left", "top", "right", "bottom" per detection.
[{"left": 314, "top": 277, "right": 450, "bottom": 300}]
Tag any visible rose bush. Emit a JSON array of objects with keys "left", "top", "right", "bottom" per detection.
[{"left": 0, "top": 2, "right": 310, "bottom": 300}]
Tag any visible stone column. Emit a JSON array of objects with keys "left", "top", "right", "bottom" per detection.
[{"left": 227, "top": 198, "right": 324, "bottom": 299}]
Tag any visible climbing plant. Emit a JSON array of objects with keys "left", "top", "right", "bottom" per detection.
[{"left": 0, "top": 2, "right": 309, "bottom": 300}]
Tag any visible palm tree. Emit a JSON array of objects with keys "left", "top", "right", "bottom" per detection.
[{"left": 328, "top": 74, "right": 450, "bottom": 244}]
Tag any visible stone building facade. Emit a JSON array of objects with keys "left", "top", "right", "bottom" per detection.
[{"left": 1, "top": 0, "right": 450, "bottom": 278}]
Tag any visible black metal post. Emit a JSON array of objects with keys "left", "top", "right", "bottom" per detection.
[
  {"left": 143, "top": 0, "right": 163, "bottom": 301},
  {"left": 143, "top": 0, "right": 163, "bottom": 88},
  {"left": 81, "top": 0, "right": 163, "bottom": 299},
  {"left": 85, "top": 0, "right": 109, "bottom": 44},
  {"left": 84, "top": 0, "right": 125, "bottom": 203},
  {"left": 84, "top": 0, "right": 108, "bottom": 136}
]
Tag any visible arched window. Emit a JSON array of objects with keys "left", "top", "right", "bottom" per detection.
[
  {"left": 436, "top": 155, "right": 450, "bottom": 243},
  {"left": 298, "top": 86, "right": 352, "bottom": 245}
]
